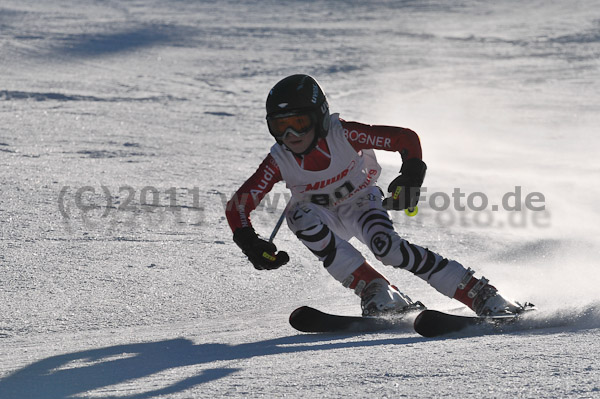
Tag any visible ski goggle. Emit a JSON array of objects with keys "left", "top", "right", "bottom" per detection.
[{"left": 267, "top": 113, "right": 314, "bottom": 141}]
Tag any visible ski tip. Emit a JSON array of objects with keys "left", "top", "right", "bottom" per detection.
[
  {"left": 413, "top": 310, "right": 437, "bottom": 338},
  {"left": 289, "top": 306, "right": 320, "bottom": 332},
  {"left": 289, "top": 306, "right": 310, "bottom": 321}
]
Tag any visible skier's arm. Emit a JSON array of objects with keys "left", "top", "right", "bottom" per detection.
[
  {"left": 226, "top": 154, "right": 289, "bottom": 270},
  {"left": 226, "top": 154, "right": 282, "bottom": 231},
  {"left": 340, "top": 119, "right": 426, "bottom": 210},
  {"left": 341, "top": 119, "right": 423, "bottom": 160}
]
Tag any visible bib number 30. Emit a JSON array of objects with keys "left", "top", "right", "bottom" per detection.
[{"left": 310, "top": 181, "right": 355, "bottom": 206}]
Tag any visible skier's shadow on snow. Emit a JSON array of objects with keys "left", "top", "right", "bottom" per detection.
[{"left": 0, "top": 334, "right": 423, "bottom": 399}]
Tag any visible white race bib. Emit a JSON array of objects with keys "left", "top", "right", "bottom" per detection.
[{"left": 270, "top": 114, "right": 381, "bottom": 208}]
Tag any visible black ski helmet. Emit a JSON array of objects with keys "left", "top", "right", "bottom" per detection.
[{"left": 266, "top": 74, "right": 330, "bottom": 143}]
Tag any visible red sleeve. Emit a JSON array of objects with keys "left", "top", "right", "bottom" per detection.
[
  {"left": 226, "top": 154, "right": 283, "bottom": 232},
  {"left": 340, "top": 119, "right": 422, "bottom": 161}
]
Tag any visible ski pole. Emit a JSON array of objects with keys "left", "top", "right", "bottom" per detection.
[
  {"left": 261, "top": 206, "right": 288, "bottom": 264},
  {"left": 268, "top": 208, "right": 287, "bottom": 243}
]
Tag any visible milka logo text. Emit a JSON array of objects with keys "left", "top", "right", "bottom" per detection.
[
  {"left": 298, "top": 161, "right": 356, "bottom": 193},
  {"left": 304, "top": 169, "right": 349, "bottom": 192}
]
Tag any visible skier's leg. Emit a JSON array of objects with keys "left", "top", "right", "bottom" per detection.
[
  {"left": 350, "top": 187, "right": 522, "bottom": 315},
  {"left": 285, "top": 202, "right": 364, "bottom": 282},
  {"left": 341, "top": 187, "right": 461, "bottom": 295},
  {"left": 286, "top": 202, "right": 416, "bottom": 315}
]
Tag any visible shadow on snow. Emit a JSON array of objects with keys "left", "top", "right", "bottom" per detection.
[
  {"left": 2, "top": 303, "right": 598, "bottom": 397},
  {"left": 0, "top": 333, "right": 423, "bottom": 399},
  {"left": 51, "top": 24, "right": 196, "bottom": 58}
]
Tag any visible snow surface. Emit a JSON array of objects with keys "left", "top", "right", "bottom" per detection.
[{"left": 1, "top": 0, "right": 599, "bottom": 398}]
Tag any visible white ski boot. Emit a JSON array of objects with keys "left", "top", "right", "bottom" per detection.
[
  {"left": 342, "top": 261, "right": 424, "bottom": 317},
  {"left": 453, "top": 268, "right": 531, "bottom": 316},
  {"left": 472, "top": 283, "right": 524, "bottom": 316},
  {"left": 360, "top": 278, "right": 423, "bottom": 316}
]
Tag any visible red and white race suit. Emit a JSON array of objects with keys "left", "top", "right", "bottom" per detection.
[{"left": 226, "top": 114, "right": 469, "bottom": 298}]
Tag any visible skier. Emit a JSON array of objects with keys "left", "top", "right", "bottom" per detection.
[{"left": 226, "top": 74, "right": 526, "bottom": 317}]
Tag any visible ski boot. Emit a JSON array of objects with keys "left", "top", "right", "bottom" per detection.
[
  {"left": 342, "top": 261, "right": 424, "bottom": 317},
  {"left": 454, "top": 268, "right": 533, "bottom": 316},
  {"left": 360, "top": 279, "right": 425, "bottom": 316}
]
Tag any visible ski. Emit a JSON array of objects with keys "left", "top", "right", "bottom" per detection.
[
  {"left": 290, "top": 305, "right": 536, "bottom": 336},
  {"left": 289, "top": 306, "right": 406, "bottom": 333},
  {"left": 413, "top": 307, "right": 535, "bottom": 338}
]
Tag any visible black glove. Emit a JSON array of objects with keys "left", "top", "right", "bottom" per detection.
[
  {"left": 233, "top": 227, "right": 289, "bottom": 270},
  {"left": 382, "top": 158, "right": 427, "bottom": 210}
]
